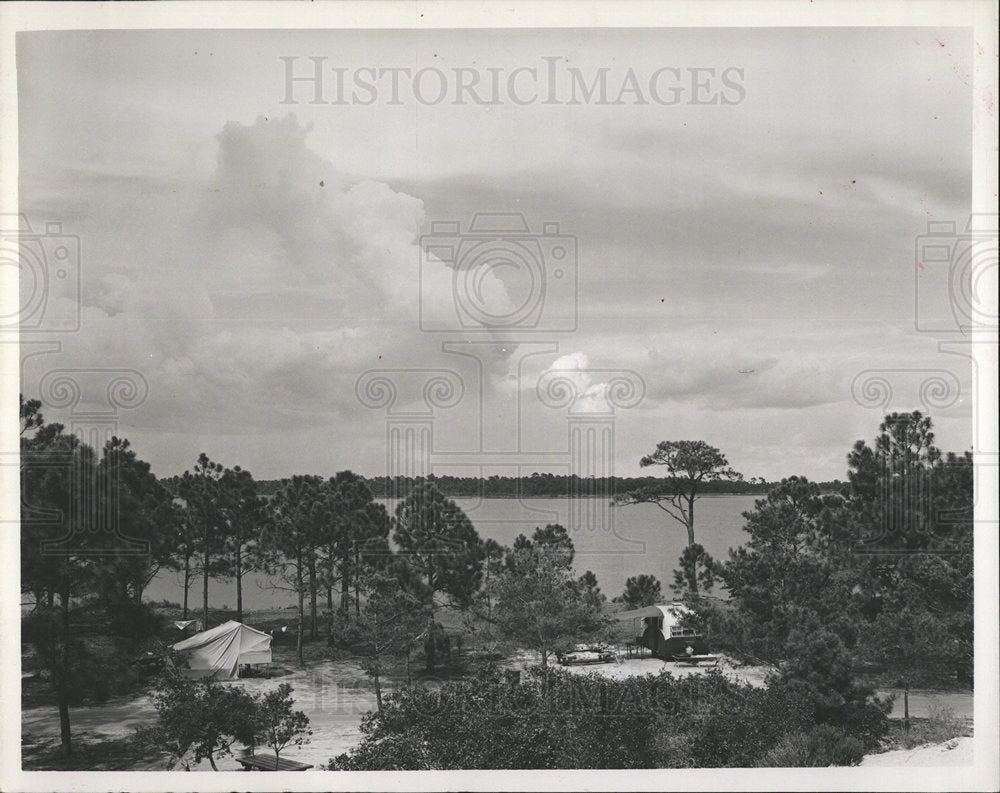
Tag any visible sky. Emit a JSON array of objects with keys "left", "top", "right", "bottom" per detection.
[{"left": 14, "top": 27, "right": 977, "bottom": 482}]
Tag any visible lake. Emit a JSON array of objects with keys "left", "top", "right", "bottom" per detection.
[{"left": 144, "top": 495, "right": 759, "bottom": 611}]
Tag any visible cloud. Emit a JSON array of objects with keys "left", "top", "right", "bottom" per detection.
[{"left": 20, "top": 115, "right": 535, "bottom": 462}]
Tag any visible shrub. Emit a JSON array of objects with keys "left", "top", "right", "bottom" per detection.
[
  {"left": 688, "top": 678, "right": 813, "bottom": 767},
  {"left": 923, "top": 704, "right": 967, "bottom": 744},
  {"left": 327, "top": 665, "right": 886, "bottom": 771},
  {"left": 145, "top": 674, "right": 310, "bottom": 770},
  {"left": 897, "top": 704, "right": 969, "bottom": 750},
  {"left": 757, "top": 725, "right": 864, "bottom": 767}
]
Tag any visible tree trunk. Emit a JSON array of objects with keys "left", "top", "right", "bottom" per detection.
[
  {"left": 340, "top": 556, "right": 350, "bottom": 617},
  {"left": 903, "top": 685, "right": 910, "bottom": 732},
  {"left": 208, "top": 753, "right": 218, "bottom": 771},
  {"left": 373, "top": 651, "right": 383, "bottom": 712},
  {"left": 58, "top": 687, "right": 72, "bottom": 756},
  {"left": 296, "top": 554, "right": 305, "bottom": 667},
  {"left": 235, "top": 543, "right": 243, "bottom": 625},
  {"left": 309, "top": 557, "right": 318, "bottom": 640},
  {"left": 354, "top": 543, "right": 361, "bottom": 617},
  {"left": 182, "top": 551, "right": 190, "bottom": 619},
  {"left": 60, "top": 580, "right": 70, "bottom": 629},
  {"left": 686, "top": 496, "right": 699, "bottom": 595},
  {"left": 686, "top": 494, "right": 696, "bottom": 546},
  {"left": 203, "top": 544, "right": 210, "bottom": 628}
]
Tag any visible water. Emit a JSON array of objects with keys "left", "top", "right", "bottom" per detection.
[{"left": 145, "top": 495, "right": 758, "bottom": 611}]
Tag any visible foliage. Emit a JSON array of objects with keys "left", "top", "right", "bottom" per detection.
[
  {"left": 146, "top": 673, "right": 259, "bottom": 770},
  {"left": 328, "top": 667, "right": 873, "bottom": 770},
  {"left": 617, "top": 441, "right": 742, "bottom": 593},
  {"left": 686, "top": 675, "right": 814, "bottom": 767},
  {"left": 617, "top": 574, "right": 663, "bottom": 608},
  {"left": 715, "top": 476, "right": 858, "bottom": 665},
  {"left": 670, "top": 542, "right": 717, "bottom": 596},
  {"left": 393, "top": 481, "right": 484, "bottom": 611},
  {"left": 22, "top": 608, "right": 116, "bottom": 708},
  {"left": 96, "top": 436, "right": 180, "bottom": 603},
  {"left": 707, "top": 413, "right": 975, "bottom": 741},
  {"left": 255, "top": 683, "right": 312, "bottom": 761},
  {"left": 176, "top": 454, "right": 230, "bottom": 621},
  {"left": 345, "top": 472, "right": 778, "bottom": 500},
  {"left": 19, "top": 396, "right": 174, "bottom": 755},
  {"left": 757, "top": 725, "right": 865, "bottom": 767},
  {"left": 216, "top": 465, "right": 275, "bottom": 624},
  {"left": 146, "top": 675, "right": 309, "bottom": 769},
  {"left": 264, "top": 475, "right": 328, "bottom": 664},
  {"left": 490, "top": 534, "right": 609, "bottom": 670},
  {"left": 895, "top": 704, "right": 969, "bottom": 750},
  {"left": 347, "top": 564, "right": 432, "bottom": 707}
]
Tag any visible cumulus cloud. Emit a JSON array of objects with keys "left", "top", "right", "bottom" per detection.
[{"left": 22, "top": 115, "right": 521, "bottom": 450}]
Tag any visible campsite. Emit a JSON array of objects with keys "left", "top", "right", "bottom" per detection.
[
  {"left": 21, "top": 586, "right": 974, "bottom": 772},
  {"left": 21, "top": 608, "right": 973, "bottom": 772},
  {"left": 18, "top": 398, "right": 977, "bottom": 771}
]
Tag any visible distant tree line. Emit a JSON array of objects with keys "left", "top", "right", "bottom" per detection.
[{"left": 242, "top": 473, "right": 846, "bottom": 499}]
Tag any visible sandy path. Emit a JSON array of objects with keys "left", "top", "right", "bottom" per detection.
[
  {"left": 21, "top": 654, "right": 975, "bottom": 770},
  {"left": 548, "top": 656, "right": 973, "bottom": 719},
  {"left": 21, "top": 659, "right": 382, "bottom": 771},
  {"left": 547, "top": 654, "right": 774, "bottom": 688},
  {"left": 861, "top": 737, "right": 974, "bottom": 767}
]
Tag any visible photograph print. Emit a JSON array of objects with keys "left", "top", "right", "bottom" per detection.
[{"left": 3, "top": 3, "right": 997, "bottom": 791}]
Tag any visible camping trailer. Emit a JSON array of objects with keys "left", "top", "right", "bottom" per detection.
[
  {"left": 171, "top": 620, "right": 272, "bottom": 680},
  {"left": 616, "top": 603, "right": 710, "bottom": 659}
]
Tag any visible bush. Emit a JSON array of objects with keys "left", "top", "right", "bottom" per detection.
[
  {"left": 688, "top": 678, "right": 813, "bottom": 767},
  {"left": 896, "top": 704, "right": 969, "bottom": 750},
  {"left": 758, "top": 725, "right": 864, "bottom": 767},
  {"left": 330, "top": 668, "right": 691, "bottom": 770},
  {"left": 329, "top": 667, "right": 877, "bottom": 770},
  {"left": 145, "top": 674, "right": 310, "bottom": 770},
  {"left": 147, "top": 599, "right": 181, "bottom": 609}
]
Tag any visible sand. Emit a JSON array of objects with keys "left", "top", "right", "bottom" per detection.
[
  {"left": 20, "top": 652, "right": 975, "bottom": 771},
  {"left": 860, "top": 736, "right": 974, "bottom": 767}
]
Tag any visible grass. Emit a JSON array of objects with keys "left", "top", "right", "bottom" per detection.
[{"left": 880, "top": 704, "right": 972, "bottom": 752}]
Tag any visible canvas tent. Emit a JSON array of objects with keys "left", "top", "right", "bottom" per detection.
[{"left": 171, "top": 620, "right": 272, "bottom": 680}]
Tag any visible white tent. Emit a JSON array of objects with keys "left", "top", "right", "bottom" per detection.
[{"left": 171, "top": 620, "right": 272, "bottom": 680}]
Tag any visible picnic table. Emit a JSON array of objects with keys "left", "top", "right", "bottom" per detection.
[
  {"left": 236, "top": 749, "right": 313, "bottom": 771},
  {"left": 671, "top": 653, "right": 720, "bottom": 666}
]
